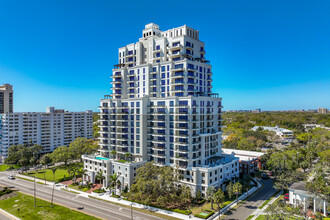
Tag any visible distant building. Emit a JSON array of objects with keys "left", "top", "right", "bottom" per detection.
[
  {"left": 303, "top": 124, "right": 330, "bottom": 132},
  {"left": 318, "top": 107, "right": 328, "bottom": 114},
  {"left": 289, "top": 181, "right": 328, "bottom": 216},
  {"left": 222, "top": 149, "right": 264, "bottom": 176},
  {"left": 0, "top": 84, "right": 13, "bottom": 114},
  {"left": 0, "top": 107, "right": 93, "bottom": 160},
  {"left": 252, "top": 108, "right": 261, "bottom": 113},
  {"left": 251, "top": 126, "right": 293, "bottom": 138}
]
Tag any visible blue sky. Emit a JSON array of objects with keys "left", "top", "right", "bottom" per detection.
[{"left": 0, "top": 0, "right": 329, "bottom": 112}]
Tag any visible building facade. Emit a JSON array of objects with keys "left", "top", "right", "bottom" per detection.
[
  {"left": 289, "top": 181, "right": 328, "bottom": 216},
  {"left": 318, "top": 107, "right": 328, "bottom": 114},
  {"left": 83, "top": 23, "right": 239, "bottom": 197},
  {"left": 0, "top": 84, "right": 13, "bottom": 114},
  {"left": 0, "top": 107, "right": 93, "bottom": 160},
  {"left": 222, "top": 149, "right": 264, "bottom": 176}
]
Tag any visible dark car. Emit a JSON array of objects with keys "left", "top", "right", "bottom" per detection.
[{"left": 261, "top": 173, "right": 269, "bottom": 179}]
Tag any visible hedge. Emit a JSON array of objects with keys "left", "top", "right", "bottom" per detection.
[{"left": 122, "top": 198, "right": 191, "bottom": 215}]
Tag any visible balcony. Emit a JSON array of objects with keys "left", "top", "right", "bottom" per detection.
[
  {"left": 171, "top": 66, "right": 184, "bottom": 72},
  {"left": 111, "top": 73, "right": 122, "bottom": 78},
  {"left": 171, "top": 80, "right": 184, "bottom": 85},
  {"left": 170, "top": 43, "right": 183, "bottom": 50},
  {"left": 127, "top": 77, "right": 135, "bottom": 83},
  {"left": 111, "top": 79, "right": 122, "bottom": 84}
]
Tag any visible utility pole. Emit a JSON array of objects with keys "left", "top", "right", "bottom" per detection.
[
  {"left": 131, "top": 203, "right": 133, "bottom": 220},
  {"left": 34, "top": 176, "right": 36, "bottom": 207}
]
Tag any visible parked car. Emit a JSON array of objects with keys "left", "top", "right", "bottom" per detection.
[
  {"left": 267, "top": 171, "right": 273, "bottom": 176},
  {"left": 261, "top": 173, "right": 269, "bottom": 179},
  {"left": 8, "top": 175, "right": 15, "bottom": 180},
  {"left": 284, "top": 193, "right": 289, "bottom": 200}
]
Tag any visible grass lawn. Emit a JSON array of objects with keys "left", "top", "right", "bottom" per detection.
[
  {"left": 246, "top": 215, "right": 254, "bottom": 220},
  {"left": 0, "top": 164, "right": 20, "bottom": 171},
  {"left": 256, "top": 215, "right": 266, "bottom": 220},
  {"left": 88, "top": 196, "right": 182, "bottom": 220},
  {"left": 0, "top": 192, "right": 99, "bottom": 220},
  {"left": 23, "top": 163, "right": 82, "bottom": 183},
  {"left": 191, "top": 197, "right": 235, "bottom": 215}
]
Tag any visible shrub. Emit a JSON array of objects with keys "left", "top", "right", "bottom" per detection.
[
  {"left": 93, "top": 188, "right": 105, "bottom": 193},
  {"left": 0, "top": 187, "right": 13, "bottom": 196},
  {"left": 58, "top": 176, "right": 72, "bottom": 182},
  {"left": 173, "top": 209, "right": 192, "bottom": 215}
]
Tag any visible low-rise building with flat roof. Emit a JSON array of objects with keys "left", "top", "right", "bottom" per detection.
[{"left": 221, "top": 148, "right": 264, "bottom": 176}]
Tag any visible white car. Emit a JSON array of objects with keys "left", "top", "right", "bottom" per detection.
[{"left": 8, "top": 175, "right": 15, "bottom": 180}]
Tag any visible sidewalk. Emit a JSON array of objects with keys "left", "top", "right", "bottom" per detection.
[
  {"left": 15, "top": 174, "right": 55, "bottom": 185},
  {"left": 251, "top": 190, "right": 283, "bottom": 220}
]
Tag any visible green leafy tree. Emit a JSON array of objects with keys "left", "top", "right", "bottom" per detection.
[
  {"left": 40, "top": 154, "right": 52, "bottom": 166},
  {"left": 69, "top": 138, "right": 97, "bottom": 161},
  {"left": 49, "top": 146, "right": 71, "bottom": 165}
]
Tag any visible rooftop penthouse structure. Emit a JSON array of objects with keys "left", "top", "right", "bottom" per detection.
[{"left": 83, "top": 23, "right": 239, "bottom": 197}]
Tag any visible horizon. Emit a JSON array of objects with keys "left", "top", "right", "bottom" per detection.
[{"left": 1, "top": 0, "right": 329, "bottom": 112}]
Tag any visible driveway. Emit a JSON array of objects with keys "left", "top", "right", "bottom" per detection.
[{"left": 224, "top": 178, "right": 276, "bottom": 220}]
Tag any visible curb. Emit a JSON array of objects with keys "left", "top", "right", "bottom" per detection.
[{"left": 0, "top": 208, "right": 21, "bottom": 220}]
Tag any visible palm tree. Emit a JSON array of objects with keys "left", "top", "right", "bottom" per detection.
[
  {"left": 95, "top": 170, "right": 105, "bottom": 189},
  {"left": 233, "top": 182, "right": 242, "bottom": 206},
  {"left": 226, "top": 182, "right": 234, "bottom": 200},
  {"left": 110, "top": 150, "right": 117, "bottom": 159},
  {"left": 206, "top": 186, "right": 216, "bottom": 210},
  {"left": 77, "top": 169, "right": 87, "bottom": 186},
  {"left": 50, "top": 167, "right": 57, "bottom": 207},
  {"left": 108, "top": 173, "right": 119, "bottom": 195},
  {"left": 214, "top": 188, "right": 225, "bottom": 212},
  {"left": 67, "top": 165, "right": 79, "bottom": 184}
]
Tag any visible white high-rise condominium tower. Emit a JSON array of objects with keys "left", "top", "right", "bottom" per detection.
[
  {"left": 0, "top": 107, "right": 93, "bottom": 160},
  {"left": 83, "top": 24, "right": 238, "bottom": 197}
]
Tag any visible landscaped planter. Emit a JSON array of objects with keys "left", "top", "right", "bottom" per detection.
[{"left": 91, "top": 191, "right": 105, "bottom": 196}]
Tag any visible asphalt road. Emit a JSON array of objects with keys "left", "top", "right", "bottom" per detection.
[
  {"left": 0, "top": 172, "right": 162, "bottom": 220},
  {"left": 224, "top": 178, "right": 276, "bottom": 220},
  {"left": 0, "top": 211, "right": 13, "bottom": 220}
]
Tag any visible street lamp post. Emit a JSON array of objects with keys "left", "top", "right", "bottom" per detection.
[{"left": 34, "top": 176, "right": 36, "bottom": 207}]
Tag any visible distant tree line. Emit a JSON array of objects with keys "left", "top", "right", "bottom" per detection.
[{"left": 5, "top": 137, "right": 98, "bottom": 167}]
